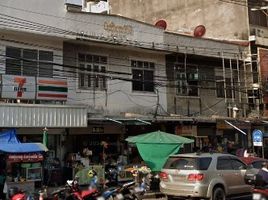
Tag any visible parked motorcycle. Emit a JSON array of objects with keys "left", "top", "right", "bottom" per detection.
[
  {"left": 63, "top": 174, "right": 99, "bottom": 200},
  {"left": 122, "top": 165, "right": 151, "bottom": 200},
  {"left": 104, "top": 164, "right": 118, "bottom": 187},
  {"left": 8, "top": 187, "right": 38, "bottom": 200},
  {"left": 245, "top": 173, "right": 268, "bottom": 200}
]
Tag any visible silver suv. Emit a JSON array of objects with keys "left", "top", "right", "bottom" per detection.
[{"left": 159, "top": 153, "right": 252, "bottom": 200}]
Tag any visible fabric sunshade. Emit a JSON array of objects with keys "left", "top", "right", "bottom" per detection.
[
  {"left": 126, "top": 130, "right": 194, "bottom": 171},
  {"left": 0, "top": 129, "right": 48, "bottom": 153},
  {"left": 0, "top": 143, "right": 48, "bottom": 153}
]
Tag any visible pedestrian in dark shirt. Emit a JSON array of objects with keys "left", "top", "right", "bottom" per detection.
[
  {"left": 0, "top": 169, "right": 6, "bottom": 200},
  {"left": 257, "top": 162, "right": 268, "bottom": 186}
]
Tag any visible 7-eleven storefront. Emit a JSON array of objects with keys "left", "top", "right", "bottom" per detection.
[{"left": 0, "top": 74, "right": 87, "bottom": 161}]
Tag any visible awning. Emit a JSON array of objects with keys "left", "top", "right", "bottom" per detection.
[
  {"left": 0, "top": 143, "right": 48, "bottom": 153},
  {"left": 88, "top": 116, "right": 193, "bottom": 125},
  {"left": 0, "top": 103, "right": 87, "bottom": 127},
  {"left": 88, "top": 117, "right": 152, "bottom": 125},
  {"left": 224, "top": 120, "right": 247, "bottom": 135}
]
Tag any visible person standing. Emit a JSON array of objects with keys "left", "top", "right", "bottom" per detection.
[
  {"left": 0, "top": 168, "right": 6, "bottom": 200},
  {"left": 257, "top": 162, "right": 268, "bottom": 186}
]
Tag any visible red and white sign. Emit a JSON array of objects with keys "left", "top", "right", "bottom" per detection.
[
  {"left": 1, "top": 75, "right": 36, "bottom": 99},
  {"left": 8, "top": 153, "right": 43, "bottom": 162}
]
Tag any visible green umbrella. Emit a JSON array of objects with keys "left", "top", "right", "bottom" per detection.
[
  {"left": 126, "top": 130, "right": 194, "bottom": 144},
  {"left": 126, "top": 130, "right": 194, "bottom": 171}
]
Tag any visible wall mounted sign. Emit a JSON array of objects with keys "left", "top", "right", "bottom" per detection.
[
  {"left": 36, "top": 78, "right": 68, "bottom": 100},
  {"left": 252, "top": 129, "right": 263, "bottom": 147},
  {"left": 92, "top": 127, "right": 104, "bottom": 134},
  {"left": 104, "top": 21, "right": 133, "bottom": 36},
  {"left": 1, "top": 75, "right": 36, "bottom": 99},
  {"left": 8, "top": 153, "right": 44, "bottom": 162}
]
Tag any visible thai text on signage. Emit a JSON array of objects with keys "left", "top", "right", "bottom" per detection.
[
  {"left": 104, "top": 21, "right": 133, "bottom": 35},
  {"left": 8, "top": 153, "right": 44, "bottom": 162}
]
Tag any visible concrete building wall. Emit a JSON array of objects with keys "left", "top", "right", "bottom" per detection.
[
  {"left": 166, "top": 55, "right": 246, "bottom": 118},
  {"left": 0, "top": 0, "right": 168, "bottom": 116},
  {"left": 110, "top": 0, "right": 250, "bottom": 40},
  {"left": 64, "top": 42, "right": 167, "bottom": 116},
  {"left": 0, "top": 0, "right": 164, "bottom": 45}
]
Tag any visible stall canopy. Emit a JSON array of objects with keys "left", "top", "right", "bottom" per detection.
[
  {"left": 0, "top": 129, "right": 48, "bottom": 153},
  {"left": 126, "top": 130, "right": 194, "bottom": 171}
]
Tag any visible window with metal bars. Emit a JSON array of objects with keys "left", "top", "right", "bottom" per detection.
[
  {"left": 175, "top": 64, "right": 199, "bottom": 96},
  {"left": 131, "top": 60, "right": 154, "bottom": 92},
  {"left": 5, "top": 46, "right": 53, "bottom": 77},
  {"left": 78, "top": 53, "right": 107, "bottom": 90}
]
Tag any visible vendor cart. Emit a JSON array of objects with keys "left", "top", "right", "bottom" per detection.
[{"left": 0, "top": 129, "right": 48, "bottom": 195}]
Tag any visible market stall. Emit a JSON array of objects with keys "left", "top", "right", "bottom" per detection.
[{"left": 0, "top": 129, "right": 48, "bottom": 194}]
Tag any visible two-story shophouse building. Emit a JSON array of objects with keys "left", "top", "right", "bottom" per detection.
[
  {"left": 0, "top": 0, "right": 168, "bottom": 160},
  {"left": 0, "top": 0, "right": 249, "bottom": 159}
]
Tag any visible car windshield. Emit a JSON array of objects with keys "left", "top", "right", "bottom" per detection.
[{"left": 164, "top": 157, "right": 212, "bottom": 170}]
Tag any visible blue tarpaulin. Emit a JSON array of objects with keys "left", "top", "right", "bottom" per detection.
[
  {"left": 0, "top": 129, "right": 20, "bottom": 144},
  {"left": 0, "top": 143, "right": 48, "bottom": 153},
  {"left": 0, "top": 129, "right": 48, "bottom": 153}
]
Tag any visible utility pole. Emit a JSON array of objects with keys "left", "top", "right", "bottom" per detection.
[{"left": 154, "top": 88, "right": 159, "bottom": 119}]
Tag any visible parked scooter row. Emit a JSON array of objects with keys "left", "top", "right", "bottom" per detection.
[{"left": 8, "top": 164, "right": 152, "bottom": 200}]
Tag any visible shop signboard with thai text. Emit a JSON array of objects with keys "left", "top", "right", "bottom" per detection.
[
  {"left": 8, "top": 153, "right": 44, "bottom": 162},
  {"left": 175, "top": 125, "right": 197, "bottom": 136},
  {"left": 1, "top": 75, "right": 36, "bottom": 99}
]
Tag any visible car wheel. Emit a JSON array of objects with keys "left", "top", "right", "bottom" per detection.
[{"left": 210, "top": 187, "right": 225, "bottom": 200}]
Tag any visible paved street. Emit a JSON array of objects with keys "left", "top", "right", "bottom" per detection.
[{"left": 143, "top": 196, "right": 252, "bottom": 200}]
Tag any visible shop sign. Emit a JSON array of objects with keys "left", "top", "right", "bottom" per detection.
[
  {"left": 216, "top": 120, "right": 250, "bottom": 130},
  {"left": 1, "top": 75, "right": 36, "bottom": 99},
  {"left": 92, "top": 127, "right": 104, "bottom": 133},
  {"left": 36, "top": 77, "right": 68, "bottom": 100},
  {"left": 104, "top": 21, "right": 133, "bottom": 36},
  {"left": 8, "top": 153, "right": 44, "bottom": 162},
  {"left": 175, "top": 125, "right": 197, "bottom": 136},
  {"left": 252, "top": 129, "right": 263, "bottom": 147}
]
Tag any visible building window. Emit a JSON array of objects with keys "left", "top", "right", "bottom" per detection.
[
  {"left": 5, "top": 46, "right": 53, "bottom": 77},
  {"left": 249, "top": 9, "right": 268, "bottom": 27},
  {"left": 215, "top": 76, "right": 234, "bottom": 99},
  {"left": 175, "top": 65, "right": 199, "bottom": 96},
  {"left": 78, "top": 53, "right": 107, "bottom": 90},
  {"left": 216, "top": 76, "right": 224, "bottom": 98},
  {"left": 131, "top": 60, "right": 154, "bottom": 92}
]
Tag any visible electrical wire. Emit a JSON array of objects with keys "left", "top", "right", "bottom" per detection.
[{"left": 0, "top": 53, "right": 255, "bottom": 95}]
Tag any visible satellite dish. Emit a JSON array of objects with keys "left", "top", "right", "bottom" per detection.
[
  {"left": 155, "top": 20, "right": 167, "bottom": 30},
  {"left": 193, "top": 25, "right": 206, "bottom": 37}
]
